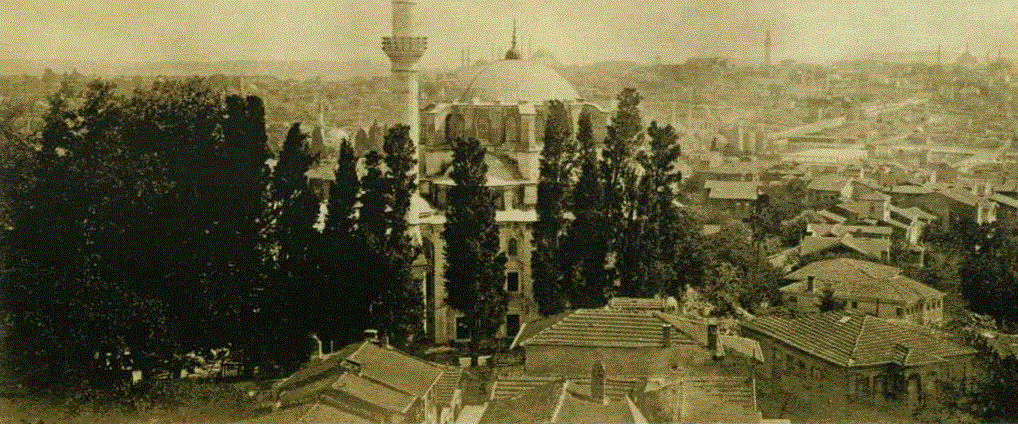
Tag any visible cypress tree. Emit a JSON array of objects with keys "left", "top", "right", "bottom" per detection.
[
  {"left": 563, "top": 110, "right": 609, "bottom": 308},
  {"left": 322, "top": 140, "right": 368, "bottom": 345},
  {"left": 374, "top": 125, "right": 425, "bottom": 347},
  {"left": 443, "top": 137, "right": 506, "bottom": 365},
  {"left": 532, "top": 100, "right": 571, "bottom": 315},
  {"left": 601, "top": 88, "right": 642, "bottom": 293}
]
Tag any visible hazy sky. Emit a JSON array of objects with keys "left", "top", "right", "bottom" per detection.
[{"left": 3, "top": 0, "right": 1016, "bottom": 67}]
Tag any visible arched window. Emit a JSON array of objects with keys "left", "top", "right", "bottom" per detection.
[
  {"left": 445, "top": 113, "right": 465, "bottom": 144},
  {"left": 476, "top": 111, "right": 491, "bottom": 144},
  {"left": 507, "top": 238, "right": 518, "bottom": 257},
  {"left": 503, "top": 113, "right": 519, "bottom": 144}
]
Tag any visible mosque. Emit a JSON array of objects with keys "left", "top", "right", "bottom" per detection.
[{"left": 381, "top": 0, "right": 612, "bottom": 343}]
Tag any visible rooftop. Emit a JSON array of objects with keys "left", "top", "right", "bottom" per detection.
[
  {"left": 479, "top": 379, "right": 645, "bottom": 424},
  {"left": 808, "top": 174, "right": 850, "bottom": 192},
  {"left": 705, "top": 180, "right": 760, "bottom": 201},
  {"left": 518, "top": 308, "right": 698, "bottom": 349},
  {"left": 743, "top": 311, "right": 975, "bottom": 367},
  {"left": 459, "top": 59, "right": 580, "bottom": 104},
  {"left": 782, "top": 258, "right": 940, "bottom": 305}
]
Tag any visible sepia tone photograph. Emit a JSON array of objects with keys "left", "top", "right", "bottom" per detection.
[{"left": 1, "top": 0, "right": 1017, "bottom": 423}]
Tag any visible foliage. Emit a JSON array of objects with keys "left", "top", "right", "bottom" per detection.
[
  {"left": 561, "top": 110, "right": 610, "bottom": 310},
  {"left": 818, "top": 287, "right": 845, "bottom": 312},
  {"left": 957, "top": 221, "right": 1018, "bottom": 330},
  {"left": 443, "top": 137, "right": 507, "bottom": 363},
  {"left": 532, "top": 100, "right": 572, "bottom": 315}
]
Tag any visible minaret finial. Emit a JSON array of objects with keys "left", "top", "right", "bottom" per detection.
[{"left": 505, "top": 20, "right": 521, "bottom": 60}]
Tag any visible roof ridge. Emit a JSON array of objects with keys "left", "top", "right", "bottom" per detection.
[{"left": 848, "top": 314, "right": 869, "bottom": 363}]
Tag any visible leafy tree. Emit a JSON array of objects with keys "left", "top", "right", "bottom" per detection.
[
  {"left": 532, "top": 100, "right": 571, "bottom": 315},
  {"left": 443, "top": 138, "right": 506, "bottom": 365},
  {"left": 562, "top": 110, "right": 609, "bottom": 309},
  {"left": 818, "top": 287, "right": 845, "bottom": 312},
  {"left": 958, "top": 221, "right": 1018, "bottom": 329}
]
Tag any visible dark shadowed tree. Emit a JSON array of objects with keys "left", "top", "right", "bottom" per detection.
[
  {"left": 443, "top": 138, "right": 506, "bottom": 365},
  {"left": 600, "top": 88, "right": 642, "bottom": 292},
  {"left": 532, "top": 100, "right": 571, "bottom": 315},
  {"left": 562, "top": 110, "right": 609, "bottom": 309}
]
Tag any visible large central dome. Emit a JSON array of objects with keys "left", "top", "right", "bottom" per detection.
[{"left": 458, "top": 59, "right": 580, "bottom": 104}]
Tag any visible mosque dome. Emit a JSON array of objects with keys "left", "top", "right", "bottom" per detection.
[{"left": 458, "top": 59, "right": 580, "bottom": 104}]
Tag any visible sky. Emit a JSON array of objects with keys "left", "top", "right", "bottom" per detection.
[{"left": 2, "top": 0, "right": 1016, "bottom": 68}]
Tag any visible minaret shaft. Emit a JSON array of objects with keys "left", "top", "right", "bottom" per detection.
[{"left": 382, "top": 0, "right": 426, "bottom": 175}]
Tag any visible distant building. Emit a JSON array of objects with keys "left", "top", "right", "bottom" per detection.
[
  {"left": 780, "top": 258, "right": 944, "bottom": 326},
  {"left": 704, "top": 180, "right": 760, "bottom": 220},
  {"left": 806, "top": 174, "right": 850, "bottom": 208}
]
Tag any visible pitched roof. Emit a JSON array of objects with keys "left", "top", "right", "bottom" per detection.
[
  {"left": 480, "top": 379, "right": 643, "bottom": 424},
  {"left": 993, "top": 193, "right": 1018, "bottom": 209},
  {"left": 939, "top": 188, "right": 979, "bottom": 207},
  {"left": 273, "top": 341, "right": 446, "bottom": 415},
  {"left": 433, "top": 367, "right": 462, "bottom": 407},
  {"left": 797, "top": 235, "right": 890, "bottom": 260},
  {"left": 518, "top": 308, "right": 696, "bottom": 348},
  {"left": 490, "top": 375, "right": 639, "bottom": 402},
  {"left": 808, "top": 174, "right": 850, "bottom": 192},
  {"left": 679, "top": 377, "right": 760, "bottom": 423},
  {"left": 239, "top": 400, "right": 367, "bottom": 424},
  {"left": 781, "top": 258, "right": 940, "bottom": 304},
  {"left": 807, "top": 223, "right": 894, "bottom": 238},
  {"left": 705, "top": 180, "right": 760, "bottom": 200},
  {"left": 742, "top": 311, "right": 975, "bottom": 367}
]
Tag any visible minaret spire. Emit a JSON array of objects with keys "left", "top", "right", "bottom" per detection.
[{"left": 505, "top": 20, "right": 521, "bottom": 60}]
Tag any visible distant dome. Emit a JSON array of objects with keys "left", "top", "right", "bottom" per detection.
[{"left": 458, "top": 59, "right": 579, "bottom": 104}]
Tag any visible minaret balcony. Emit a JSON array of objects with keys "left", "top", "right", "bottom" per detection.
[{"left": 383, "top": 36, "right": 428, "bottom": 60}]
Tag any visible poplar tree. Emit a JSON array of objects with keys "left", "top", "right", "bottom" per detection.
[{"left": 443, "top": 137, "right": 506, "bottom": 365}]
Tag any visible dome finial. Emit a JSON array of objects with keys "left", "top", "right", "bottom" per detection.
[{"left": 505, "top": 20, "right": 521, "bottom": 60}]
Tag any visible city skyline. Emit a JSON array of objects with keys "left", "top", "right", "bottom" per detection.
[{"left": 3, "top": 0, "right": 1017, "bottom": 69}]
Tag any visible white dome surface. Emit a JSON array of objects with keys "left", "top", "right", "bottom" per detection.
[{"left": 459, "top": 59, "right": 579, "bottom": 104}]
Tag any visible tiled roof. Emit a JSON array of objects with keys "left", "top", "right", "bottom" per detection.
[
  {"left": 433, "top": 367, "right": 462, "bottom": 407},
  {"left": 993, "top": 193, "right": 1018, "bottom": 209},
  {"left": 808, "top": 174, "right": 849, "bottom": 192},
  {"left": 797, "top": 235, "right": 889, "bottom": 260},
  {"left": 705, "top": 180, "right": 760, "bottom": 200},
  {"left": 481, "top": 379, "right": 642, "bottom": 424},
  {"left": 478, "top": 379, "right": 564, "bottom": 424},
  {"left": 808, "top": 223, "right": 894, "bottom": 237},
  {"left": 680, "top": 377, "right": 759, "bottom": 423},
  {"left": 834, "top": 200, "right": 872, "bottom": 217},
  {"left": 817, "top": 210, "right": 847, "bottom": 223},
  {"left": 273, "top": 341, "right": 445, "bottom": 416},
  {"left": 742, "top": 311, "right": 975, "bottom": 367},
  {"left": 519, "top": 308, "right": 697, "bottom": 348},
  {"left": 347, "top": 341, "right": 444, "bottom": 397},
  {"left": 490, "top": 375, "right": 639, "bottom": 402},
  {"left": 240, "top": 400, "right": 367, "bottom": 423},
  {"left": 782, "top": 258, "right": 939, "bottom": 304}
]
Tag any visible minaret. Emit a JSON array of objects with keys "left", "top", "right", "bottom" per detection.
[
  {"left": 764, "top": 29, "right": 772, "bottom": 75},
  {"left": 382, "top": 0, "right": 426, "bottom": 164}
]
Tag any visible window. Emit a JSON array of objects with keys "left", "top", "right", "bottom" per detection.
[
  {"left": 788, "top": 296, "right": 797, "bottom": 304},
  {"left": 503, "top": 113, "right": 519, "bottom": 144},
  {"left": 494, "top": 191, "right": 505, "bottom": 210},
  {"left": 455, "top": 316, "right": 469, "bottom": 340},
  {"left": 506, "top": 272, "right": 519, "bottom": 292},
  {"left": 852, "top": 301, "right": 858, "bottom": 309},
  {"left": 506, "top": 314, "right": 521, "bottom": 338},
  {"left": 476, "top": 111, "right": 491, "bottom": 144},
  {"left": 896, "top": 308, "right": 903, "bottom": 318},
  {"left": 445, "top": 113, "right": 465, "bottom": 143},
  {"left": 507, "top": 238, "right": 518, "bottom": 257}
]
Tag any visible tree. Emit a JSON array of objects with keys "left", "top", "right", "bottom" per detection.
[
  {"left": 532, "top": 100, "right": 571, "bottom": 315},
  {"left": 818, "top": 287, "right": 845, "bottom": 312},
  {"left": 601, "top": 88, "right": 642, "bottom": 291},
  {"left": 443, "top": 138, "right": 506, "bottom": 365},
  {"left": 321, "top": 140, "right": 370, "bottom": 345},
  {"left": 372, "top": 125, "right": 424, "bottom": 347},
  {"left": 562, "top": 110, "right": 609, "bottom": 310},
  {"left": 958, "top": 221, "right": 1018, "bottom": 330}
]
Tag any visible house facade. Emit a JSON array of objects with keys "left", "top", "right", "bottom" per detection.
[{"left": 743, "top": 312, "right": 976, "bottom": 416}]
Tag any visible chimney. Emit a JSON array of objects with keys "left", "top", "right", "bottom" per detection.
[
  {"left": 364, "top": 329, "right": 380, "bottom": 344},
  {"left": 662, "top": 323, "right": 673, "bottom": 348},
  {"left": 807, "top": 275, "right": 816, "bottom": 293},
  {"left": 706, "top": 318, "right": 718, "bottom": 352},
  {"left": 591, "top": 360, "right": 607, "bottom": 405}
]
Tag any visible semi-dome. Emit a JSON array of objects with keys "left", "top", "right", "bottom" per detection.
[{"left": 458, "top": 59, "right": 580, "bottom": 104}]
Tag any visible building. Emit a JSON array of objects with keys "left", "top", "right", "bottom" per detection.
[
  {"left": 779, "top": 258, "right": 944, "bottom": 326},
  {"left": 742, "top": 311, "right": 976, "bottom": 416},
  {"left": 414, "top": 29, "right": 611, "bottom": 344},
  {"left": 806, "top": 174, "right": 850, "bottom": 208},
  {"left": 704, "top": 180, "right": 760, "bottom": 219},
  {"left": 254, "top": 338, "right": 462, "bottom": 424}
]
